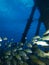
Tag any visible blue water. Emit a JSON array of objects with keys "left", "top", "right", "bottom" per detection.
[{"left": 0, "top": 0, "right": 46, "bottom": 42}]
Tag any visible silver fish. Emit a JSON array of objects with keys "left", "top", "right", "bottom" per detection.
[
  {"left": 3, "top": 37, "right": 8, "bottom": 41},
  {"left": 30, "top": 55, "right": 46, "bottom": 65},
  {"left": 33, "top": 40, "right": 49, "bottom": 46},
  {"left": 5, "top": 51, "right": 11, "bottom": 56},
  {"left": 37, "top": 49, "right": 49, "bottom": 58},
  {"left": 26, "top": 43, "right": 32, "bottom": 48},
  {"left": 24, "top": 49, "right": 32, "bottom": 53},
  {"left": 42, "top": 35, "right": 49, "bottom": 41},
  {"left": 43, "top": 30, "right": 49, "bottom": 36},
  {"left": 0, "top": 37, "right": 2, "bottom": 42},
  {"left": 19, "top": 51, "right": 29, "bottom": 59},
  {"left": 18, "top": 48, "right": 23, "bottom": 50},
  {"left": 15, "top": 54, "right": 21, "bottom": 60}
]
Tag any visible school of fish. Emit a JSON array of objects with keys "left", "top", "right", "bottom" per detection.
[{"left": 0, "top": 30, "right": 49, "bottom": 65}]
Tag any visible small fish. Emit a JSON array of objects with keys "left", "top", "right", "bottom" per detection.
[
  {"left": 30, "top": 55, "right": 46, "bottom": 65},
  {"left": 5, "top": 51, "right": 11, "bottom": 56},
  {"left": 23, "top": 55, "right": 29, "bottom": 60},
  {"left": 37, "top": 49, "right": 49, "bottom": 58},
  {"left": 26, "top": 43, "right": 32, "bottom": 48},
  {"left": 8, "top": 43, "right": 12, "bottom": 48},
  {"left": 25, "top": 37, "right": 27, "bottom": 40},
  {"left": 13, "top": 48, "right": 17, "bottom": 52},
  {"left": 33, "top": 40, "right": 49, "bottom": 46},
  {"left": 20, "top": 61, "right": 23, "bottom": 64},
  {"left": 24, "top": 49, "right": 32, "bottom": 53},
  {"left": 11, "top": 38, "right": 14, "bottom": 41},
  {"left": 3, "top": 37, "right": 8, "bottom": 41},
  {"left": 5, "top": 56, "right": 9, "bottom": 59},
  {"left": 36, "top": 49, "right": 46, "bottom": 57},
  {"left": 42, "top": 30, "right": 49, "bottom": 41},
  {"left": 44, "top": 52, "right": 49, "bottom": 57},
  {"left": 15, "top": 54, "right": 21, "bottom": 60},
  {"left": 19, "top": 51, "right": 27, "bottom": 57},
  {"left": 33, "top": 36, "right": 41, "bottom": 39},
  {"left": 43, "top": 30, "right": 49, "bottom": 36},
  {"left": 0, "top": 37, "right": 2, "bottom": 42},
  {"left": 32, "top": 36, "right": 41, "bottom": 42},
  {"left": 42, "top": 35, "right": 49, "bottom": 41},
  {"left": 19, "top": 51, "right": 29, "bottom": 59},
  {"left": 20, "top": 43, "right": 23, "bottom": 46},
  {"left": 18, "top": 48, "right": 23, "bottom": 50}
]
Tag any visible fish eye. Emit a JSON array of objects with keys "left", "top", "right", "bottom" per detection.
[{"left": 34, "top": 39, "right": 37, "bottom": 42}]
